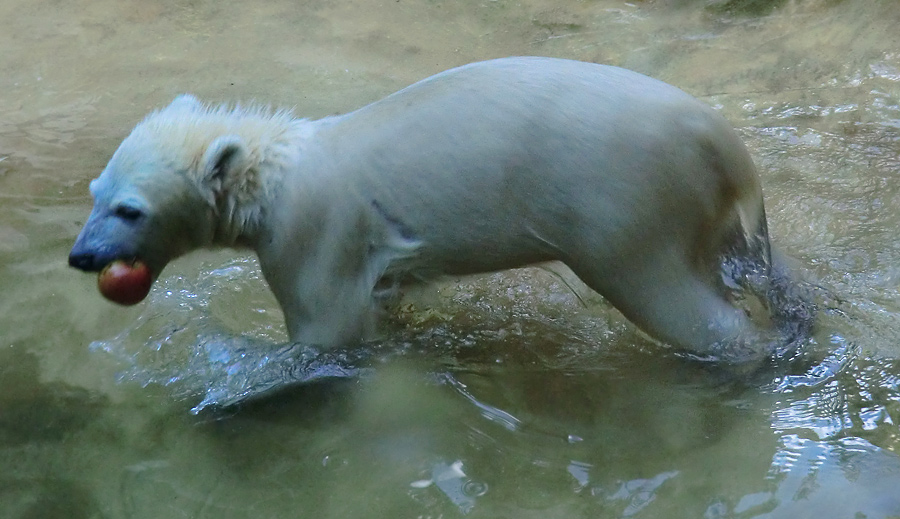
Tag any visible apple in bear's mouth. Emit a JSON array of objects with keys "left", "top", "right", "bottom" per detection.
[{"left": 97, "top": 259, "right": 152, "bottom": 305}]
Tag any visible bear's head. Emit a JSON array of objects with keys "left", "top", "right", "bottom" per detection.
[{"left": 69, "top": 95, "right": 273, "bottom": 304}]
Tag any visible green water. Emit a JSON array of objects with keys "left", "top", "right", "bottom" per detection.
[{"left": 1, "top": 0, "right": 899, "bottom": 517}]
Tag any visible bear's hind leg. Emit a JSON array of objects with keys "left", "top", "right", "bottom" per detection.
[{"left": 573, "top": 257, "right": 770, "bottom": 364}]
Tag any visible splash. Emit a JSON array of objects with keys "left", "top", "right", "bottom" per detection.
[{"left": 89, "top": 256, "right": 377, "bottom": 412}]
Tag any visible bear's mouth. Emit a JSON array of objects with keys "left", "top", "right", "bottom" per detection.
[
  {"left": 68, "top": 249, "right": 156, "bottom": 305},
  {"left": 68, "top": 247, "right": 148, "bottom": 274},
  {"left": 68, "top": 250, "right": 110, "bottom": 272}
]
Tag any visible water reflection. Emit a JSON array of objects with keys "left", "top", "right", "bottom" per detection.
[
  {"left": 3, "top": 0, "right": 900, "bottom": 517},
  {"left": 59, "top": 247, "right": 900, "bottom": 516}
]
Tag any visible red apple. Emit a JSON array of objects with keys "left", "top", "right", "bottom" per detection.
[{"left": 97, "top": 259, "right": 152, "bottom": 306}]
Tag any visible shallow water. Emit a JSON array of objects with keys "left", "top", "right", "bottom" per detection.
[{"left": 2, "top": 0, "right": 900, "bottom": 517}]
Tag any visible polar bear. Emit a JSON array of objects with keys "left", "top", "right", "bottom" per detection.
[{"left": 69, "top": 57, "right": 812, "bottom": 363}]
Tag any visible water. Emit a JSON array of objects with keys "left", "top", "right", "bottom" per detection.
[{"left": 2, "top": 0, "right": 900, "bottom": 517}]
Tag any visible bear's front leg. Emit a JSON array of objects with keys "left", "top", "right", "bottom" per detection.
[
  {"left": 281, "top": 275, "right": 379, "bottom": 349},
  {"left": 257, "top": 234, "right": 385, "bottom": 349}
]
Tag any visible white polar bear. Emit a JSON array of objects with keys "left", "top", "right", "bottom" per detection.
[{"left": 69, "top": 57, "right": 812, "bottom": 363}]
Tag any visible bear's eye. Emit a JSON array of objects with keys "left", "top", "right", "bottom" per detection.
[{"left": 113, "top": 204, "right": 145, "bottom": 222}]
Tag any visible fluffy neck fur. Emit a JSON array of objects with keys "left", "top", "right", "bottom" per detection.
[{"left": 134, "top": 99, "right": 314, "bottom": 249}]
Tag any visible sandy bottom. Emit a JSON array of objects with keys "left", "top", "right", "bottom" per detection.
[{"left": 1, "top": 0, "right": 900, "bottom": 517}]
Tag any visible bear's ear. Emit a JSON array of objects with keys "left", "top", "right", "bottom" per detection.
[
  {"left": 166, "top": 94, "right": 203, "bottom": 113},
  {"left": 201, "top": 135, "right": 249, "bottom": 200}
]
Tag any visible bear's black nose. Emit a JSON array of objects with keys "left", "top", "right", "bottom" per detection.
[{"left": 68, "top": 252, "right": 97, "bottom": 271}]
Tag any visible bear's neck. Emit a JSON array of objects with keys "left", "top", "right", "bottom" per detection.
[
  {"left": 212, "top": 197, "right": 263, "bottom": 249},
  {"left": 209, "top": 121, "right": 315, "bottom": 249}
]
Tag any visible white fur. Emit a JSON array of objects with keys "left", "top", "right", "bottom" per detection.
[{"left": 76, "top": 57, "right": 803, "bottom": 361}]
